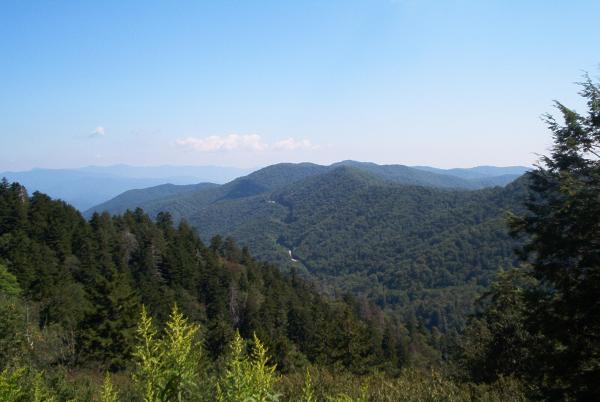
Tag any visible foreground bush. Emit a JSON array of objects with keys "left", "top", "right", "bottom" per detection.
[
  {"left": 0, "top": 306, "right": 528, "bottom": 401},
  {"left": 281, "top": 367, "right": 528, "bottom": 402}
]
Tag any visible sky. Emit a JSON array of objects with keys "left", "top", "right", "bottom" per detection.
[{"left": 1, "top": 0, "right": 599, "bottom": 171}]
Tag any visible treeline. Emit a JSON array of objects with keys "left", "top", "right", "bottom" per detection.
[{"left": 0, "top": 301, "right": 526, "bottom": 401}]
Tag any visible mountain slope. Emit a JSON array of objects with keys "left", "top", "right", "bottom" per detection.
[
  {"left": 183, "top": 167, "right": 529, "bottom": 330},
  {"left": 88, "top": 182, "right": 219, "bottom": 215},
  {"left": 332, "top": 161, "right": 480, "bottom": 188},
  {"left": 0, "top": 180, "right": 406, "bottom": 373},
  {"left": 86, "top": 162, "right": 529, "bottom": 331},
  {"left": 87, "top": 161, "right": 524, "bottom": 217},
  {"left": 411, "top": 165, "right": 530, "bottom": 189},
  {"left": 85, "top": 163, "right": 329, "bottom": 218}
]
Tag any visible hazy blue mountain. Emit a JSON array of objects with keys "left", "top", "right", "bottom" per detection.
[
  {"left": 77, "top": 164, "right": 253, "bottom": 181},
  {"left": 1, "top": 165, "right": 252, "bottom": 210},
  {"left": 412, "top": 165, "right": 530, "bottom": 180},
  {"left": 468, "top": 173, "right": 528, "bottom": 187},
  {"left": 85, "top": 162, "right": 327, "bottom": 218},
  {"left": 87, "top": 182, "right": 219, "bottom": 216},
  {"left": 332, "top": 161, "right": 481, "bottom": 188}
]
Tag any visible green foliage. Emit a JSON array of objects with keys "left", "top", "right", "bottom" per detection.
[
  {"left": 86, "top": 162, "right": 527, "bottom": 337},
  {"left": 217, "top": 331, "right": 279, "bottom": 402},
  {"left": 0, "top": 367, "right": 58, "bottom": 402},
  {"left": 180, "top": 167, "right": 526, "bottom": 335},
  {"left": 0, "top": 367, "right": 28, "bottom": 402},
  {"left": 0, "top": 181, "right": 396, "bottom": 374},
  {"left": 0, "top": 161, "right": 544, "bottom": 400},
  {"left": 0, "top": 302, "right": 23, "bottom": 369},
  {"left": 31, "top": 371, "right": 56, "bottom": 402},
  {"left": 133, "top": 306, "right": 160, "bottom": 402},
  {"left": 464, "top": 74, "right": 600, "bottom": 400},
  {"left": 0, "top": 263, "right": 21, "bottom": 297},
  {"left": 100, "top": 373, "right": 120, "bottom": 402},
  {"left": 0, "top": 304, "right": 531, "bottom": 402},
  {"left": 457, "top": 269, "right": 541, "bottom": 384},
  {"left": 504, "top": 75, "right": 600, "bottom": 400},
  {"left": 133, "top": 305, "right": 203, "bottom": 402},
  {"left": 279, "top": 367, "right": 527, "bottom": 402},
  {"left": 326, "top": 385, "right": 367, "bottom": 402},
  {"left": 299, "top": 369, "right": 315, "bottom": 402}
]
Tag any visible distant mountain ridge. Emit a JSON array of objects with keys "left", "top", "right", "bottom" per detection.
[
  {"left": 411, "top": 165, "right": 530, "bottom": 180},
  {"left": 0, "top": 165, "right": 253, "bottom": 210},
  {"left": 91, "top": 182, "right": 220, "bottom": 213},
  {"left": 86, "top": 161, "right": 529, "bottom": 218},
  {"left": 337, "top": 161, "right": 530, "bottom": 188}
]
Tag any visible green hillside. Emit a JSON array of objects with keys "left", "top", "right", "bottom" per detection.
[
  {"left": 188, "top": 167, "right": 528, "bottom": 331},
  {"left": 85, "top": 161, "right": 524, "bottom": 219},
  {"left": 84, "top": 163, "right": 528, "bottom": 332},
  {"left": 0, "top": 179, "right": 412, "bottom": 374}
]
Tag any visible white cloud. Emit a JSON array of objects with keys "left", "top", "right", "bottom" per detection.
[
  {"left": 273, "top": 138, "right": 318, "bottom": 151},
  {"left": 90, "top": 126, "right": 105, "bottom": 137},
  {"left": 176, "top": 134, "right": 268, "bottom": 152},
  {"left": 176, "top": 134, "right": 319, "bottom": 153}
]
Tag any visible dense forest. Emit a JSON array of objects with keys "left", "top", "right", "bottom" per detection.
[
  {"left": 0, "top": 178, "right": 433, "bottom": 372},
  {"left": 1, "top": 76, "right": 599, "bottom": 400},
  {"left": 0, "top": 179, "right": 522, "bottom": 400},
  {"left": 189, "top": 167, "right": 529, "bottom": 332},
  {"left": 87, "top": 161, "right": 529, "bottom": 336}
]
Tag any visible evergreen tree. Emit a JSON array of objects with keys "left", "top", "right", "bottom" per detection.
[{"left": 508, "top": 75, "right": 600, "bottom": 400}]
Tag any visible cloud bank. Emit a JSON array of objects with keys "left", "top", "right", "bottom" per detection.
[
  {"left": 176, "top": 134, "right": 317, "bottom": 152},
  {"left": 90, "top": 126, "right": 106, "bottom": 137}
]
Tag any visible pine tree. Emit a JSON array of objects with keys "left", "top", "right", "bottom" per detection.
[
  {"left": 79, "top": 266, "right": 139, "bottom": 369},
  {"left": 80, "top": 213, "right": 139, "bottom": 369}
]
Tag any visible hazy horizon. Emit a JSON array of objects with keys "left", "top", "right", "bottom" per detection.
[{"left": 1, "top": 160, "right": 534, "bottom": 174}]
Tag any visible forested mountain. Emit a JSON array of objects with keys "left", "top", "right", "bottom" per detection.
[
  {"left": 0, "top": 177, "right": 528, "bottom": 401},
  {"left": 85, "top": 162, "right": 330, "bottom": 219},
  {"left": 86, "top": 161, "right": 525, "bottom": 218},
  {"left": 89, "top": 182, "right": 219, "bottom": 214},
  {"left": 0, "top": 178, "right": 422, "bottom": 375},
  {"left": 334, "top": 161, "right": 528, "bottom": 188},
  {"left": 87, "top": 163, "right": 528, "bottom": 333},
  {"left": 189, "top": 167, "right": 528, "bottom": 331},
  {"left": 0, "top": 165, "right": 251, "bottom": 210},
  {"left": 0, "top": 176, "right": 531, "bottom": 402},
  {"left": 412, "top": 165, "right": 529, "bottom": 180}
]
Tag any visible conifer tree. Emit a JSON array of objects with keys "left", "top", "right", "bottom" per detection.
[{"left": 508, "top": 75, "right": 600, "bottom": 400}]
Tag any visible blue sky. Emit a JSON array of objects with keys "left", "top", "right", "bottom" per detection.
[{"left": 1, "top": 0, "right": 599, "bottom": 170}]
